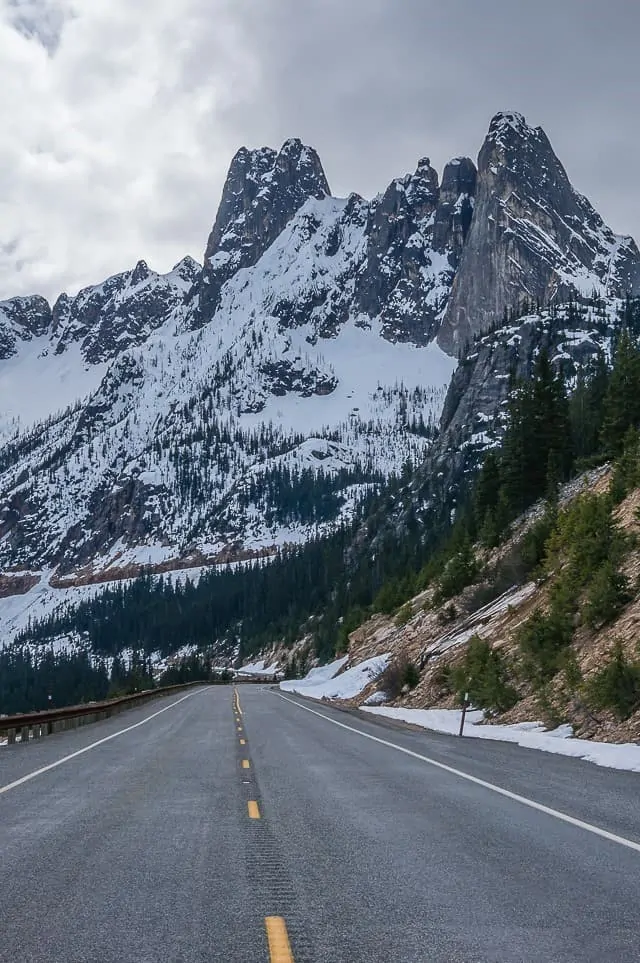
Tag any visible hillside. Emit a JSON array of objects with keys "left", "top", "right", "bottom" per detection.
[{"left": 318, "top": 461, "right": 640, "bottom": 746}]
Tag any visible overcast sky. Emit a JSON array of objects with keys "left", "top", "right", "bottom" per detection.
[{"left": 1, "top": 0, "right": 639, "bottom": 302}]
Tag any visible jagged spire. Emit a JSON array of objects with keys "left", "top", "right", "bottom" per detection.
[{"left": 197, "top": 140, "right": 330, "bottom": 323}]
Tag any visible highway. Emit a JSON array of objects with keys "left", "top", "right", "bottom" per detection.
[{"left": 1, "top": 684, "right": 639, "bottom": 962}]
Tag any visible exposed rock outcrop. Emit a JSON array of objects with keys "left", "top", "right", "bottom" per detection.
[
  {"left": 438, "top": 111, "right": 640, "bottom": 354},
  {"left": 0, "top": 295, "right": 52, "bottom": 359},
  {"left": 197, "top": 139, "right": 330, "bottom": 322}
]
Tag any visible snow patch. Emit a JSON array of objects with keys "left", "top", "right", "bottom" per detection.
[
  {"left": 280, "top": 654, "right": 389, "bottom": 701},
  {"left": 361, "top": 707, "right": 640, "bottom": 773}
]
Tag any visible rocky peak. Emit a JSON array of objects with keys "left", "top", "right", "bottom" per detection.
[
  {"left": 354, "top": 159, "right": 451, "bottom": 344},
  {"left": 171, "top": 255, "right": 201, "bottom": 287},
  {"left": 273, "top": 138, "right": 329, "bottom": 193},
  {"left": 433, "top": 156, "right": 477, "bottom": 257},
  {"left": 437, "top": 112, "right": 640, "bottom": 354},
  {"left": 0, "top": 295, "right": 52, "bottom": 360},
  {"left": 197, "top": 139, "right": 331, "bottom": 322},
  {"left": 51, "top": 259, "right": 199, "bottom": 364},
  {"left": 130, "top": 260, "right": 151, "bottom": 286}
]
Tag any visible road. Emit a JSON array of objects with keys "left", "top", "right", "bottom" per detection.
[{"left": 1, "top": 684, "right": 639, "bottom": 962}]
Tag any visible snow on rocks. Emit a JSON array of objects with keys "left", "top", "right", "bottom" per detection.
[
  {"left": 361, "top": 707, "right": 640, "bottom": 773},
  {"left": 421, "top": 582, "right": 538, "bottom": 661},
  {"left": 237, "top": 659, "right": 283, "bottom": 679},
  {"left": 280, "top": 654, "right": 389, "bottom": 701}
]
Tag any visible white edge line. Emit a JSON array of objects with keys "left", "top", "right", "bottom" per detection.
[
  {"left": 275, "top": 692, "right": 640, "bottom": 855},
  {"left": 0, "top": 690, "right": 201, "bottom": 797}
]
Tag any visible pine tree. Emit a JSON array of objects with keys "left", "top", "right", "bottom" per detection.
[{"left": 601, "top": 329, "right": 640, "bottom": 457}]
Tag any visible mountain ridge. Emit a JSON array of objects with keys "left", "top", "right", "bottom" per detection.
[{"left": 0, "top": 111, "right": 639, "bottom": 582}]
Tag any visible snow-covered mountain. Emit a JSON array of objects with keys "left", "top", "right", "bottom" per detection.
[{"left": 0, "top": 111, "right": 638, "bottom": 578}]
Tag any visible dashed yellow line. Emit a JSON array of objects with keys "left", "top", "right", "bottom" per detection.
[
  {"left": 242, "top": 759, "right": 250, "bottom": 769},
  {"left": 265, "top": 916, "right": 294, "bottom": 962},
  {"left": 248, "top": 800, "right": 261, "bottom": 819},
  {"left": 233, "top": 688, "right": 243, "bottom": 716}
]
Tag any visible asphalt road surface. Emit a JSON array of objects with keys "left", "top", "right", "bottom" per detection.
[{"left": 1, "top": 685, "right": 640, "bottom": 962}]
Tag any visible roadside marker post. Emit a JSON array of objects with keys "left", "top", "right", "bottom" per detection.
[{"left": 458, "top": 692, "right": 469, "bottom": 737}]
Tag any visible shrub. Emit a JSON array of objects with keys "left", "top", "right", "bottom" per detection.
[
  {"left": 586, "top": 643, "right": 640, "bottom": 720},
  {"left": 547, "top": 492, "right": 626, "bottom": 585},
  {"left": 450, "top": 636, "right": 518, "bottom": 714},
  {"left": 610, "top": 427, "right": 640, "bottom": 504},
  {"left": 431, "top": 663, "right": 454, "bottom": 695},
  {"left": 372, "top": 579, "right": 404, "bottom": 615},
  {"left": 335, "top": 606, "right": 367, "bottom": 653},
  {"left": 380, "top": 656, "right": 421, "bottom": 698},
  {"left": 403, "top": 661, "right": 420, "bottom": 690},
  {"left": 520, "top": 505, "right": 557, "bottom": 574},
  {"left": 434, "top": 538, "right": 479, "bottom": 603},
  {"left": 535, "top": 683, "right": 563, "bottom": 729},
  {"left": 395, "top": 603, "right": 413, "bottom": 626},
  {"left": 584, "top": 562, "right": 630, "bottom": 628},
  {"left": 562, "top": 650, "right": 583, "bottom": 693},
  {"left": 436, "top": 603, "right": 457, "bottom": 624},
  {"left": 517, "top": 576, "right": 575, "bottom": 687}
]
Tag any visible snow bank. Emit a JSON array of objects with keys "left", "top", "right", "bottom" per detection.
[
  {"left": 237, "top": 659, "right": 282, "bottom": 678},
  {"left": 281, "top": 654, "right": 389, "bottom": 701},
  {"left": 361, "top": 707, "right": 640, "bottom": 773}
]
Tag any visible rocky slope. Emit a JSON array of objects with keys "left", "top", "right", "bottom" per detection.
[
  {"left": 337, "top": 466, "right": 640, "bottom": 746},
  {"left": 0, "top": 111, "right": 639, "bottom": 582}
]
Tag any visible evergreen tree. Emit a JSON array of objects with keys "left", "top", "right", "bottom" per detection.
[{"left": 601, "top": 329, "right": 640, "bottom": 457}]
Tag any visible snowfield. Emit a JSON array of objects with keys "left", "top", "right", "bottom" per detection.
[
  {"left": 280, "top": 654, "right": 389, "bottom": 701},
  {"left": 361, "top": 706, "right": 640, "bottom": 773}
]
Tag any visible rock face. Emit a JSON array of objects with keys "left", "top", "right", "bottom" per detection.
[
  {"left": 438, "top": 111, "right": 640, "bottom": 354},
  {"left": 433, "top": 157, "right": 477, "bottom": 257},
  {"left": 52, "top": 257, "right": 201, "bottom": 363},
  {"left": 0, "top": 296, "right": 52, "bottom": 359},
  {"left": 353, "top": 157, "right": 473, "bottom": 344},
  {"left": 197, "top": 139, "right": 330, "bottom": 322}
]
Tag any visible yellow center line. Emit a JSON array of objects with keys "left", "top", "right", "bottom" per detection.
[
  {"left": 265, "top": 916, "right": 294, "bottom": 962},
  {"left": 242, "top": 759, "right": 250, "bottom": 769},
  {"left": 248, "top": 800, "right": 261, "bottom": 819},
  {"left": 234, "top": 688, "right": 243, "bottom": 716}
]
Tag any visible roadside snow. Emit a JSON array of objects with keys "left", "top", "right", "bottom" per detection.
[
  {"left": 237, "top": 659, "right": 282, "bottom": 678},
  {"left": 281, "top": 654, "right": 389, "bottom": 701},
  {"left": 361, "top": 707, "right": 640, "bottom": 773}
]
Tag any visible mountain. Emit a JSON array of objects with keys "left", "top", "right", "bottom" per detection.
[
  {"left": 0, "top": 295, "right": 52, "bottom": 360},
  {"left": 0, "top": 111, "right": 639, "bottom": 587},
  {"left": 197, "top": 138, "right": 330, "bottom": 321},
  {"left": 438, "top": 112, "right": 640, "bottom": 353}
]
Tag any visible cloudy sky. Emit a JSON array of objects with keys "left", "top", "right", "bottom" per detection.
[{"left": 1, "top": 0, "right": 639, "bottom": 301}]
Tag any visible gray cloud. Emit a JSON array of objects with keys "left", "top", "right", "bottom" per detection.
[
  {"left": 0, "top": 0, "right": 639, "bottom": 302},
  {"left": 7, "top": 0, "right": 71, "bottom": 53}
]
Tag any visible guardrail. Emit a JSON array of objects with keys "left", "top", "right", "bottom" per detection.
[{"left": 0, "top": 682, "right": 204, "bottom": 746}]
